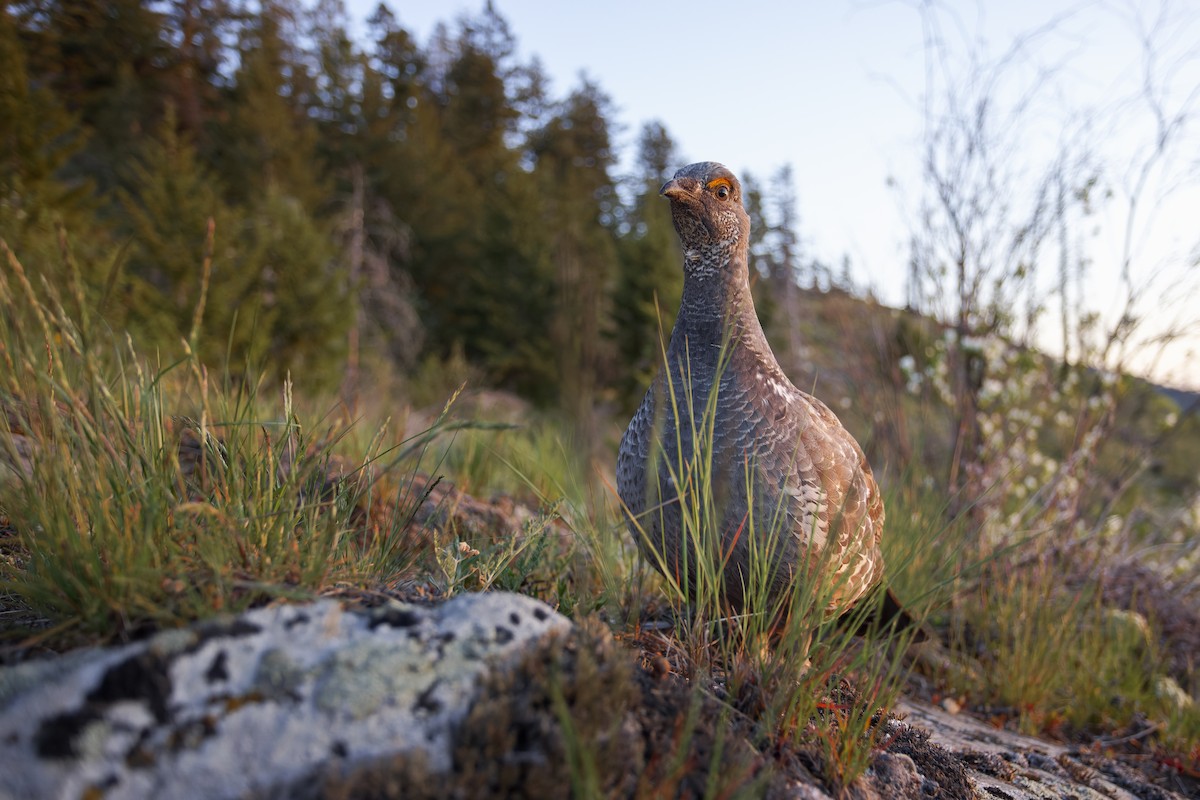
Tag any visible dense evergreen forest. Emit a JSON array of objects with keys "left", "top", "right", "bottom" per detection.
[{"left": 1, "top": 0, "right": 824, "bottom": 421}]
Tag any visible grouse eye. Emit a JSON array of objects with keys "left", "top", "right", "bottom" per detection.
[{"left": 715, "top": 185, "right": 730, "bottom": 200}]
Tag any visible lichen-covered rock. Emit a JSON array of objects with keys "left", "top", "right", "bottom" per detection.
[
  {"left": 315, "top": 616, "right": 645, "bottom": 800},
  {"left": 0, "top": 592, "right": 570, "bottom": 800},
  {"left": 896, "top": 699, "right": 1189, "bottom": 799}
]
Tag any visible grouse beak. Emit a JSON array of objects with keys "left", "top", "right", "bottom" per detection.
[{"left": 660, "top": 177, "right": 696, "bottom": 200}]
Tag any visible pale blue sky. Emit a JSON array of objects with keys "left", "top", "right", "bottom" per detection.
[{"left": 346, "top": 1, "right": 1200, "bottom": 388}]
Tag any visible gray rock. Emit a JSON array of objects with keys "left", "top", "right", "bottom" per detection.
[
  {"left": 0, "top": 592, "right": 570, "bottom": 800},
  {"left": 865, "top": 751, "right": 925, "bottom": 797},
  {"left": 895, "top": 699, "right": 1187, "bottom": 799}
]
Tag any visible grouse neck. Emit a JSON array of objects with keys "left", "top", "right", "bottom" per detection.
[{"left": 674, "top": 246, "right": 762, "bottom": 349}]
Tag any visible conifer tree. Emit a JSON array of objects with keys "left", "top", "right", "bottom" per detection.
[
  {"left": 366, "top": 3, "right": 425, "bottom": 113},
  {"left": 379, "top": 7, "right": 560, "bottom": 400},
  {"left": 613, "top": 121, "right": 682, "bottom": 410},
  {"left": 741, "top": 170, "right": 779, "bottom": 333},
  {"left": 446, "top": 9, "right": 557, "bottom": 400},
  {"left": 121, "top": 110, "right": 350, "bottom": 389},
  {"left": 214, "top": 0, "right": 325, "bottom": 212},
  {"left": 462, "top": 161, "right": 557, "bottom": 402},
  {"left": 21, "top": 0, "right": 169, "bottom": 192},
  {"left": 764, "top": 164, "right": 804, "bottom": 357},
  {"left": 118, "top": 108, "right": 250, "bottom": 361},
  {"left": 531, "top": 77, "right": 621, "bottom": 435},
  {"left": 160, "top": 0, "right": 234, "bottom": 139},
  {"left": 439, "top": 10, "right": 517, "bottom": 167},
  {"left": 384, "top": 94, "right": 482, "bottom": 351},
  {"left": 0, "top": 7, "right": 91, "bottom": 256},
  {"left": 306, "top": 1, "right": 425, "bottom": 401},
  {"left": 240, "top": 188, "right": 349, "bottom": 389}
]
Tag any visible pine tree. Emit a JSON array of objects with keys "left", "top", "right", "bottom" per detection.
[
  {"left": 0, "top": 7, "right": 91, "bottom": 255},
  {"left": 120, "top": 110, "right": 350, "bottom": 389},
  {"left": 309, "top": 0, "right": 362, "bottom": 172},
  {"left": 366, "top": 2, "right": 425, "bottom": 112},
  {"left": 22, "top": 0, "right": 170, "bottom": 192},
  {"left": 239, "top": 188, "right": 350, "bottom": 390},
  {"left": 307, "top": 0, "right": 426, "bottom": 403},
  {"left": 613, "top": 121, "right": 682, "bottom": 410},
  {"left": 464, "top": 162, "right": 557, "bottom": 402},
  {"left": 118, "top": 108, "right": 249, "bottom": 361},
  {"left": 160, "top": 0, "right": 234, "bottom": 139},
  {"left": 214, "top": 0, "right": 325, "bottom": 212},
  {"left": 379, "top": 7, "right": 560, "bottom": 401},
  {"left": 741, "top": 170, "right": 778, "bottom": 331},
  {"left": 765, "top": 164, "right": 804, "bottom": 357},
  {"left": 384, "top": 93, "right": 483, "bottom": 353},
  {"left": 438, "top": 4, "right": 517, "bottom": 164},
  {"left": 530, "top": 77, "right": 621, "bottom": 435},
  {"left": 445, "top": 10, "right": 556, "bottom": 401}
]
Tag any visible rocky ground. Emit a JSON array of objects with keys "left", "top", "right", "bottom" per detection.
[{"left": 1, "top": 588, "right": 1194, "bottom": 799}]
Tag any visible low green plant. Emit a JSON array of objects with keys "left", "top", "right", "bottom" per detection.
[
  {"left": 953, "top": 558, "right": 1092, "bottom": 730},
  {"left": 942, "top": 542, "right": 1200, "bottom": 757},
  {"left": 428, "top": 509, "right": 564, "bottom": 597}
]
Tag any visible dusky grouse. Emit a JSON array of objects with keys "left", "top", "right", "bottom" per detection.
[{"left": 617, "top": 161, "right": 893, "bottom": 628}]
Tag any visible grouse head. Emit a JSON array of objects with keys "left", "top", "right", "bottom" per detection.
[{"left": 660, "top": 162, "right": 750, "bottom": 259}]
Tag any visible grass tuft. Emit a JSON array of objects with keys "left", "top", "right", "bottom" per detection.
[{"left": 1, "top": 243, "right": 470, "bottom": 645}]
